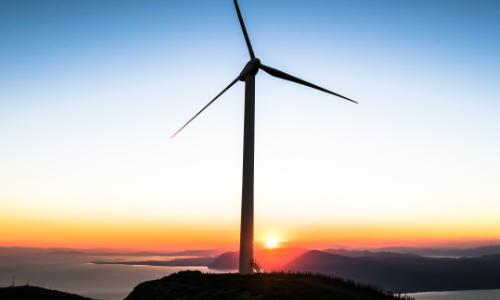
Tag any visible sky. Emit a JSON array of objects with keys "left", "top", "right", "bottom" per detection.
[{"left": 1, "top": 0, "right": 500, "bottom": 250}]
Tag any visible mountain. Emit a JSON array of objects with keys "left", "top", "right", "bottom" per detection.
[
  {"left": 207, "top": 251, "right": 238, "bottom": 270},
  {"left": 378, "top": 244, "right": 500, "bottom": 257},
  {"left": 0, "top": 246, "right": 220, "bottom": 257},
  {"left": 207, "top": 247, "right": 307, "bottom": 271},
  {"left": 286, "top": 250, "right": 500, "bottom": 292},
  {"left": 324, "top": 249, "right": 412, "bottom": 258},
  {"left": 0, "top": 286, "right": 95, "bottom": 300},
  {"left": 124, "top": 270, "right": 406, "bottom": 300}
]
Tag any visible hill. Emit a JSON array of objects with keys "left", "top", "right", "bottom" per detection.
[
  {"left": 0, "top": 286, "right": 95, "bottom": 300},
  {"left": 124, "top": 270, "right": 409, "bottom": 300},
  {"left": 207, "top": 251, "right": 238, "bottom": 269},
  {"left": 287, "top": 250, "right": 500, "bottom": 292}
]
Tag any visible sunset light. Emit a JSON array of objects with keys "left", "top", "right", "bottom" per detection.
[{"left": 265, "top": 236, "right": 280, "bottom": 249}]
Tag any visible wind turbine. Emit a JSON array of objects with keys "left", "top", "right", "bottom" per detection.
[{"left": 172, "top": 0, "right": 357, "bottom": 274}]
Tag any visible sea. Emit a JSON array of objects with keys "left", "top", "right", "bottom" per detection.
[
  {"left": 409, "top": 289, "right": 500, "bottom": 300},
  {"left": 1, "top": 249, "right": 499, "bottom": 300},
  {"left": 0, "top": 249, "right": 228, "bottom": 299}
]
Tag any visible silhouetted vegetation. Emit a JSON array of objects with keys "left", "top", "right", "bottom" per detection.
[{"left": 125, "top": 270, "right": 411, "bottom": 300}]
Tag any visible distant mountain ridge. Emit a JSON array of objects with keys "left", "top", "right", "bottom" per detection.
[
  {"left": 89, "top": 245, "right": 500, "bottom": 293},
  {"left": 377, "top": 244, "right": 500, "bottom": 257},
  {"left": 7, "top": 245, "right": 499, "bottom": 294},
  {"left": 324, "top": 244, "right": 500, "bottom": 258},
  {"left": 323, "top": 249, "right": 420, "bottom": 258},
  {"left": 0, "top": 246, "right": 219, "bottom": 257},
  {"left": 286, "top": 250, "right": 500, "bottom": 292}
]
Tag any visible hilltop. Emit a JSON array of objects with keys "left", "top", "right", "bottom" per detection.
[
  {"left": 0, "top": 285, "right": 95, "bottom": 300},
  {"left": 124, "top": 270, "right": 409, "bottom": 300}
]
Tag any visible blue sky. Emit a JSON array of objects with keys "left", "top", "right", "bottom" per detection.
[{"left": 1, "top": 0, "right": 500, "bottom": 248}]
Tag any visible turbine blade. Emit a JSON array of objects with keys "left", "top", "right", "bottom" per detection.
[
  {"left": 260, "top": 64, "right": 357, "bottom": 104},
  {"left": 171, "top": 76, "right": 240, "bottom": 138},
  {"left": 234, "top": 0, "right": 255, "bottom": 59}
]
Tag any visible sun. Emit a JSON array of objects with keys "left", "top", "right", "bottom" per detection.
[{"left": 265, "top": 236, "right": 280, "bottom": 249}]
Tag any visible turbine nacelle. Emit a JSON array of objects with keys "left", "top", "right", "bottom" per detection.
[{"left": 239, "top": 58, "right": 261, "bottom": 80}]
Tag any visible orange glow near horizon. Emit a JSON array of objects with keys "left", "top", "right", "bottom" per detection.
[{"left": 1, "top": 212, "right": 500, "bottom": 251}]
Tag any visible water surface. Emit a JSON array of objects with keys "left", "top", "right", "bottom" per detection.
[
  {"left": 4, "top": 249, "right": 500, "bottom": 300},
  {"left": 0, "top": 249, "right": 224, "bottom": 299},
  {"left": 410, "top": 289, "right": 500, "bottom": 300}
]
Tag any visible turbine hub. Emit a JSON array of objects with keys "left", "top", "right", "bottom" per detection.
[{"left": 239, "top": 58, "right": 261, "bottom": 81}]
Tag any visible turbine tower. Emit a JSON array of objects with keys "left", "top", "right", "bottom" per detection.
[{"left": 172, "top": 0, "right": 357, "bottom": 274}]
